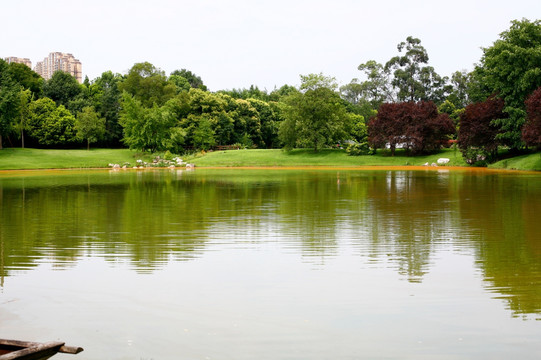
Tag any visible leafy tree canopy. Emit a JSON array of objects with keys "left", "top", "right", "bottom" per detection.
[
  {"left": 76, "top": 106, "right": 106, "bottom": 150},
  {"left": 368, "top": 101, "right": 455, "bottom": 155},
  {"left": 90, "top": 71, "right": 124, "bottom": 146},
  {"left": 385, "top": 36, "right": 449, "bottom": 104},
  {"left": 7, "top": 62, "right": 43, "bottom": 98},
  {"left": 119, "top": 62, "right": 176, "bottom": 107},
  {"left": 43, "top": 71, "right": 82, "bottom": 107},
  {"left": 458, "top": 96, "right": 505, "bottom": 161},
  {"left": 299, "top": 72, "right": 338, "bottom": 92},
  {"left": 26, "top": 97, "right": 77, "bottom": 146},
  {"left": 280, "top": 74, "right": 350, "bottom": 152},
  {"left": 170, "top": 69, "right": 207, "bottom": 90},
  {"left": 119, "top": 93, "right": 184, "bottom": 152},
  {"left": 522, "top": 87, "right": 541, "bottom": 148},
  {"left": 476, "top": 18, "right": 541, "bottom": 149},
  {"left": 0, "top": 59, "right": 21, "bottom": 149}
]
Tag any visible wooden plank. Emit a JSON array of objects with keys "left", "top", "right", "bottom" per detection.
[
  {"left": 0, "top": 340, "right": 39, "bottom": 348},
  {"left": 58, "top": 346, "right": 83, "bottom": 355},
  {"left": 0, "top": 341, "right": 64, "bottom": 360},
  {"left": 0, "top": 339, "right": 83, "bottom": 358}
]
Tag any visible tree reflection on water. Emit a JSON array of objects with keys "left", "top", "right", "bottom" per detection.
[{"left": 0, "top": 168, "right": 540, "bottom": 316}]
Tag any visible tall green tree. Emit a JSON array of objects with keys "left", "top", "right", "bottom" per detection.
[
  {"left": 18, "top": 89, "right": 32, "bottom": 148},
  {"left": 299, "top": 73, "right": 338, "bottom": 92},
  {"left": 279, "top": 74, "right": 349, "bottom": 152},
  {"left": 119, "top": 93, "right": 184, "bottom": 152},
  {"left": 447, "top": 70, "right": 473, "bottom": 108},
  {"left": 76, "top": 106, "right": 106, "bottom": 150},
  {"left": 26, "top": 97, "right": 77, "bottom": 146},
  {"left": 119, "top": 62, "right": 176, "bottom": 107},
  {"left": 90, "top": 71, "right": 124, "bottom": 146},
  {"left": 192, "top": 115, "right": 216, "bottom": 150},
  {"left": 43, "top": 71, "right": 82, "bottom": 107},
  {"left": 0, "top": 59, "right": 21, "bottom": 149},
  {"left": 232, "top": 99, "right": 262, "bottom": 147},
  {"left": 355, "top": 60, "right": 394, "bottom": 106},
  {"left": 385, "top": 36, "right": 448, "bottom": 103},
  {"left": 7, "top": 62, "right": 43, "bottom": 98},
  {"left": 475, "top": 18, "right": 541, "bottom": 150},
  {"left": 247, "top": 98, "right": 281, "bottom": 148}
]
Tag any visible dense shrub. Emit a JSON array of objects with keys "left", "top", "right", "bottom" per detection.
[{"left": 346, "top": 142, "right": 375, "bottom": 156}]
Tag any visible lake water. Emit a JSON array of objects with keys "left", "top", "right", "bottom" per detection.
[{"left": 0, "top": 168, "right": 540, "bottom": 360}]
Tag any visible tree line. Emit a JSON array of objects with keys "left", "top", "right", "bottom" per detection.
[{"left": 1, "top": 18, "right": 540, "bottom": 162}]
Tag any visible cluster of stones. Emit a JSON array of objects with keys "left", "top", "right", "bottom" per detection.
[
  {"left": 423, "top": 158, "right": 450, "bottom": 167},
  {"left": 108, "top": 157, "right": 195, "bottom": 169}
]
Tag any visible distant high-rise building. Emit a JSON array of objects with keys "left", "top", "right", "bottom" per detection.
[
  {"left": 34, "top": 52, "right": 82, "bottom": 83},
  {"left": 3, "top": 57, "right": 32, "bottom": 68}
]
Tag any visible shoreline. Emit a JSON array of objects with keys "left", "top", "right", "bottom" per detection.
[{"left": 1, "top": 164, "right": 539, "bottom": 176}]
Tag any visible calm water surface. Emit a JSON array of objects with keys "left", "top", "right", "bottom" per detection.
[{"left": 0, "top": 168, "right": 540, "bottom": 360}]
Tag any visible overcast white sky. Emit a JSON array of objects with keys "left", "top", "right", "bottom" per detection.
[{"left": 1, "top": 0, "right": 539, "bottom": 91}]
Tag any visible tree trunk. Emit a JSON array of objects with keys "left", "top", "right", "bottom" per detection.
[
  {"left": 21, "top": 130, "right": 24, "bottom": 149},
  {"left": 87, "top": 139, "right": 90, "bottom": 151},
  {"left": 0, "top": 135, "right": 3, "bottom": 150}
]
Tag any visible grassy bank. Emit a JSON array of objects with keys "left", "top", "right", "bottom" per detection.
[
  {"left": 188, "top": 148, "right": 468, "bottom": 167},
  {"left": 2, "top": 147, "right": 541, "bottom": 171},
  {"left": 0, "top": 148, "right": 146, "bottom": 170},
  {"left": 489, "top": 152, "right": 541, "bottom": 171}
]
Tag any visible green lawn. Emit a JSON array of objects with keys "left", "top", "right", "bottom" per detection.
[
  {"left": 0, "top": 148, "right": 147, "bottom": 170},
  {"left": 189, "top": 148, "right": 468, "bottom": 167},
  {"left": 490, "top": 152, "right": 541, "bottom": 171},
  {"left": 3, "top": 147, "right": 541, "bottom": 171}
]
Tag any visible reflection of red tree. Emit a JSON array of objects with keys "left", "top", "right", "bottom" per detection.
[{"left": 522, "top": 87, "right": 541, "bottom": 148}]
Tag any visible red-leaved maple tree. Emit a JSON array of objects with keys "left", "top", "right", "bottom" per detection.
[
  {"left": 522, "top": 87, "right": 541, "bottom": 148},
  {"left": 458, "top": 96, "right": 504, "bottom": 161},
  {"left": 368, "top": 101, "right": 455, "bottom": 156}
]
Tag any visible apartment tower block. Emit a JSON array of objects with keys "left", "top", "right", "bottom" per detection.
[
  {"left": 34, "top": 52, "right": 83, "bottom": 83},
  {"left": 3, "top": 57, "right": 32, "bottom": 68}
]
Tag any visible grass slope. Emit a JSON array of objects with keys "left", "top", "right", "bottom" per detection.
[
  {"left": 0, "top": 148, "right": 145, "bottom": 170},
  {"left": 490, "top": 152, "right": 541, "bottom": 171},
  {"left": 189, "top": 148, "right": 468, "bottom": 167}
]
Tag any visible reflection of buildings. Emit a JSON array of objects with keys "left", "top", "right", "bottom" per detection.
[
  {"left": 34, "top": 52, "right": 82, "bottom": 83},
  {"left": 3, "top": 56, "right": 32, "bottom": 68}
]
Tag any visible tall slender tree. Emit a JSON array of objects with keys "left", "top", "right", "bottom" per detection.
[
  {"left": 385, "top": 36, "right": 448, "bottom": 104},
  {"left": 0, "top": 60, "right": 21, "bottom": 149}
]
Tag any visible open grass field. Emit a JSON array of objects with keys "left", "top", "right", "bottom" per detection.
[
  {"left": 188, "top": 148, "right": 468, "bottom": 167},
  {"left": 2, "top": 147, "right": 541, "bottom": 171},
  {"left": 0, "top": 148, "right": 147, "bottom": 170}
]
